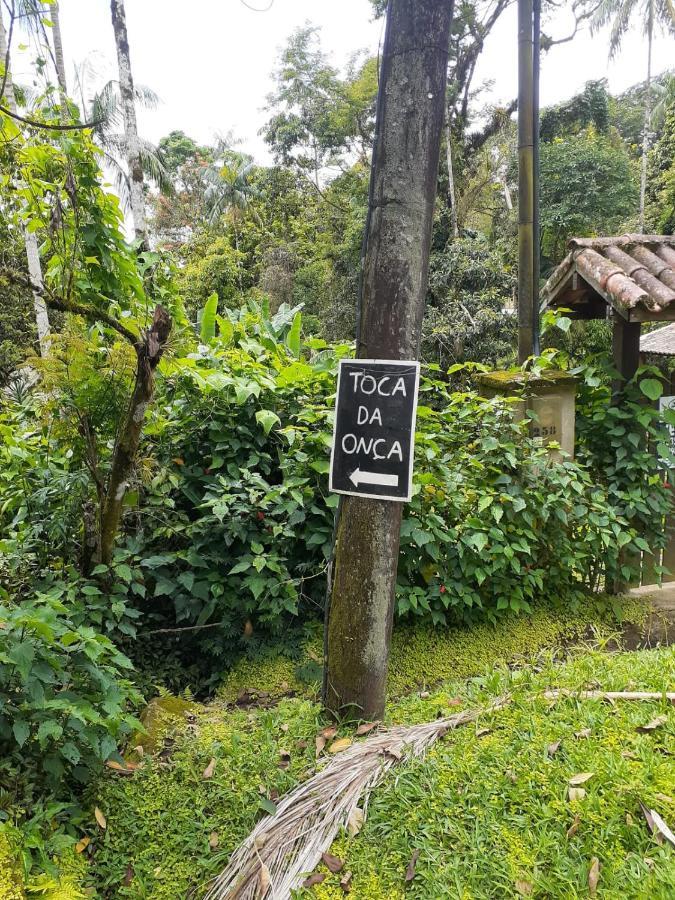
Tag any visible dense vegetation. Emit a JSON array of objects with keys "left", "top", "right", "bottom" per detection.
[{"left": 0, "top": 0, "right": 674, "bottom": 896}]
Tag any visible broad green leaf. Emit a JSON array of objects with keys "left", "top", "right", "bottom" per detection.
[{"left": 200, "top": 292, "right": 219, "bottom": 343}]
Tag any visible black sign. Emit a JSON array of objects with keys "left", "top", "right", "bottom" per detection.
[{"left": 329, "top": 359, "right": 420, "bottom": 502}]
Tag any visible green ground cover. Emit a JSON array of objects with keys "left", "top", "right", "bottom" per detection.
[{"left": 23, "top": 600, "right": 669, "bottom": 900}]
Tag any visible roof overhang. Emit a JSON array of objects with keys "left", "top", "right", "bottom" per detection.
[{"left": 541, "top": 235, "right": 675, "bottom": 323}]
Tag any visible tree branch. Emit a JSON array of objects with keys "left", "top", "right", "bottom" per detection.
[
  {"left": 0, "top": 267, "right": 139, "bottom": 345},
  {"left": 0, "top": 105, "right": 102, "bottom": 131}
]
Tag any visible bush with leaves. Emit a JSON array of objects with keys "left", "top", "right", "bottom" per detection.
[
  {"left": 575, "top": 360, "right": 674, "bottom": 581},
  {"left": 0, "top": 587, "right": 141, "bottom": 789},
  {"left": 94, "top": 301, "right": 654, "bottom": 664}
]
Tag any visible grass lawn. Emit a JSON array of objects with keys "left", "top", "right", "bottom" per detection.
[{"left": 75, "top": 608, "right": 675, "bottom": 900}]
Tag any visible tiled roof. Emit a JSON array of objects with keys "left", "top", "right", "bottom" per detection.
[
  {"left": 640, "top": 322, "right": 675, "bottom": 356},
  {"left": 541, "top": 235, "right": 675, "bottom": 322}
]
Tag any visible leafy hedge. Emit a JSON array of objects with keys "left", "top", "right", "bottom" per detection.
[{"left": 2, "top": 303, "right": 671, "bottom": 674}]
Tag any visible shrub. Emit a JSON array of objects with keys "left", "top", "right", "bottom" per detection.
[{"left": 0, "top": 588, "right": 142, "bottom": 787}]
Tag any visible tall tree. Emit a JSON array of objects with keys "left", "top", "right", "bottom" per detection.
[
  {"left": 0, "top": 8, "right": 51, "bottom": 353},
  {"left": 49, "top": 0, "right": 68, "bottom": 105},
  {"left": 592, "top": 0, "right": 675, "bottom": 231},
  {"left": 323, "top": 0, "right": 453, "bottom": 720},
  {"left": 110, "top": 0, "right": 147, "bottom": 244}
]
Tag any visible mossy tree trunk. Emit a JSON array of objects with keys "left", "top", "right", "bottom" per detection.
[
  {"left": 98, "top": 305, "right": 171, "bottom": 565},
  {"left": 323, "top": 0, "right": 453, "bottom": 720}
]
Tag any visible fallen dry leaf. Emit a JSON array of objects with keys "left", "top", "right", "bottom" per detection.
[
  {"left": 655, "top": 793, "right": 675, "bottom": 805},
  {"left": 94, "top": 807, "right": 107, "bottom": 831},
  {"left": 588, "top": 857, "right": 600, "bottom": 896},
  {"left": 644, "top": 857, "right": 655, "bottom": 868},
  {"left": 446, "top": 697, "right": 463, "bottom": 707},
  {"left": 280, "top": 723, "right": 289, "bottom": 733},
  {"left": 569, "top": 787, "right": 586, "bottom": 802},
  {"left": 75, "top": 837, "right": 90, "bottom": 854},
  {"left": 322, "top": 851, "right": 344, "bottom": 873},
  {"left": 133, "top": 745, "right": 144, "bottom": 758},
  {"left": 547, "top": 740, "right": 562, "bottom": 758},
  {"left": 329, "top": 737, "right": 353, "bottom": 754},
  {"left": 123, "top": 865, "right": 134, "bottom": 886},
  {"left": 347, "top": 806, "right": 364, "bottom": 837},
  {"left": 254, "top": 834, "right": 267, "bottom": 851},
  {"left": 637, "top": 715, "right": 668, "bottom": 734},
  {"left": 575, "top": 728, "right": 591, "bottom": 740},
  {"left": 321, "top": 725, "right": 338, "bottom": 740},
  {"left": 566, "top": 814, "right": 581, "bottom": 838},
  {"left": 315, "top": 734, "right": 327, "bottom": 756},
  {"left": 259, "top": 864, "right": 271, "bottom": 892},
  {"left": 340, "top": 871, "right": 353, "bottom": 893},
  {"left": 202, "top": 758, "right": 217, "bottom": 779},
  {"left": 515, "top": 880, "right": 533, "bottom": 896},
  {"left": 569, "top": 772, "right": 594, "bottom": 786},
  {"left": 279, "top": 749, "right": 291, "bottom": 770},
  {"left": 297, "top": 739, "right": 308, "bottom": 751},
  {"left": 419, "top": 691, "right": 430, "bottom": 699},
  {"left": 105, "top": 759, "right": 139, "bottom": 775},
  {"left": 243, "top": 619, "right": 253, "bottom": 637},
  {"left": 405, "top": 849, "right": 421, "bottom": 883},
  {"left": 355, "top": 721, "right": 379, "bottom": 736},
  {"left": 302, "top": 873, "right": 326, "bottom": 888},
  {"left": 621, "top": 750, "right": 638, "bottom": 760},
  {"left": 476, "top": 727, "right": 491, "bottom": 738},
  {"left": 209, "top": 831, "right": 219, "bottom": 850}
]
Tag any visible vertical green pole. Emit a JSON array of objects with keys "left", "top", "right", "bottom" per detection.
[
  {"left": 518, "top": 0, "right": 534, "bottom": 364},
  {"left": 532, "top": 0, "right": 541, "bottom": 357}
]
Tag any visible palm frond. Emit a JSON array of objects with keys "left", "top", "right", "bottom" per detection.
[
  {"left": 138, "top": 138, "right": 173, "bottom": 194},
  {"left": 134, "top": 83, "right": 162, "bottom": 110},
  {"left": 205, "top": 700, "right": 507, "bottom": 900}
]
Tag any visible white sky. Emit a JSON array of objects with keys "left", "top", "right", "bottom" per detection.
[{"left": 14, "top": 0, "right": 675, "bottom": 161}]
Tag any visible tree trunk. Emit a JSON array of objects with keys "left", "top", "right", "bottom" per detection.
[
  {"left": 49, "top": 0, "right": 69, "bottom": 118},
  {"left": 638, "top": 0, "right": 654, "bottom": 235},
  {"left": 98, "top": 305, "right": 171, "bottom": 564},
  {"left": 0, "top": 11, "right": 51, "bottom": 354},
  {"left": 323, "top": 0, "right": 452, "bottom": 720},
  {"left": 445, "top": 105, "right": 459, "bottom": 239},
  {"left": 110, "top": 0, "right": 147, "bottom": 245}
]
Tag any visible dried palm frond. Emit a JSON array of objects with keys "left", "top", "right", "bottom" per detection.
[{"left": 204, "top": 698, "right": 508, "bottom": 900}]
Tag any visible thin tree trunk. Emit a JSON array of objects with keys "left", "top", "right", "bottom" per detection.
[
  {"left": 98, "top": 305, "right": 171, "bottom": 564},
  {"left": 445, "top": 104, "right": 459, "bottom": 238},
  {"left": 639, "top": 1, "right": 654, "bottom": 234},
  {"left": 0, "top": 11, "right": 51, "bottom": 354},
  {"left": 110, "top": 0, "right": 147, "bottom": 245},
  {"left": 49, "top": 0, "right": 69, "bottom": 118},
  {"left": 323, "top": 0, "right": 453, "bottom": 720}
]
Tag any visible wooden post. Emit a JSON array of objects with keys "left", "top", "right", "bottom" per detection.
[
  {"left": 323, "top": 0, "right": 453, "bottom": 720},
  {"left": 611, "top": 314, "right": 642, "bottom": 591},
  {"left": 612, "top": 315, "right": 641, "bottom": 393}
]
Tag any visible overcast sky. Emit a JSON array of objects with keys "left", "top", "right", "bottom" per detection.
[{"left": 15, "top": 0, "right": 675, "bottom": 161}]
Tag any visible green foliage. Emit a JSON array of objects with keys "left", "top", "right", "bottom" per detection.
[
  {"left": 425, "top": 235, "right": 517, "bottom": 370},
  {"left": 575, "top": 362, "right": 675, "bottom": 576},
  {"left": 199, "top": 292, "right": 219, "bottom": 343},
  {"left": 539, "top": 128, "right": 638, "bottom": 265},
  {"left": 85, "top": 640, "right": 674, "bottom": 898},
  {"left": 0, "top": 587, "right": 141, "bottom": 786},
  {"left": 540, "top": 80, "right": 610, "bottom": 142},
  {"left": 647, "top": 100, "right": 675, "bottom": 233}
]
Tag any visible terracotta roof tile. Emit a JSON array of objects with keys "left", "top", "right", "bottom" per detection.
[{"left": 541, "top": 235, "right": 675, "bottom": 321}]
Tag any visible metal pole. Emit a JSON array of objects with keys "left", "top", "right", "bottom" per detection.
[
  {"left": 532, "top": 0, "right": 541, "bottom": 357},
  {"left": 517, "top": 0, "right": 534, "bottom": 364}
]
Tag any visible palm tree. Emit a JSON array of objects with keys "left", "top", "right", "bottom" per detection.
[
  {"left": 73, "top": 62, "right": 170, "bottom": 215},
  {"left": 592, "top": 0, "right": 675, "bottom": 232},
  {"left": 203, "top": 148, "right": 258, "bottom": 288},
  {"left": 110, "top": 0, "right": 147, "bottom": 245}
]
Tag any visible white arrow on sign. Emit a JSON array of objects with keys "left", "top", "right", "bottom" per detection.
[{"left": 349, "top": 468, "right": 399, "bottom": 488}]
